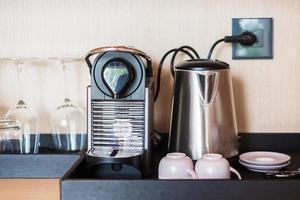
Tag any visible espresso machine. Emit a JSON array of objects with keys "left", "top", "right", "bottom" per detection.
[{"left": 85, "top": 46, "right": 154, "bottom": 178}]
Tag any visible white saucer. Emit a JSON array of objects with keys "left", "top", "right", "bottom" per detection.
[
  {"left": 239, "top": 151, "right": 291, "bottom": 166},
  {"left": 239, "top": 159, "right": 290, "bottom": 172},
  {"left": 244, "top": 168, "right": 280, "bottom": 173}
]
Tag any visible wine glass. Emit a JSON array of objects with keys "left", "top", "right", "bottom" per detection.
[
  {"left": 51, "top": 57, "right": 86, "bottom": 153},
  {"left": 4, "top": 58, "right": 40, "bottom": 154}
]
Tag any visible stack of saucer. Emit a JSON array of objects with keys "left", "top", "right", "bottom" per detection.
[{"left": 239, "top": 151, "right": 291, "bottom": 173}]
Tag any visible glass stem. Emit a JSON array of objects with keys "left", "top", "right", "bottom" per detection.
[
  {"left": 62, "top": 62, "right": 70, "bottom": 102},
  {"left": 16, "top": 60, "right": 24, "bottom": 104}
]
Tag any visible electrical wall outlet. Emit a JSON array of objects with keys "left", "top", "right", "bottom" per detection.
[{"left": 232, "top": 18, "right": 273, "bottom": 59}]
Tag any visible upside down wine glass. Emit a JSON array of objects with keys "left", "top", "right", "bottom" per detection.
[
  {"left": 51, "top": 58, "right": 86, "bottom": 153},
  {"left": 5, "top": 58, "right": 40, "bottom": 154}
]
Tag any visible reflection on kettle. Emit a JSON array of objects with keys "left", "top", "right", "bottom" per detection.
[{"left": 197, "top": 72, "right": 219, "bottom": 104}]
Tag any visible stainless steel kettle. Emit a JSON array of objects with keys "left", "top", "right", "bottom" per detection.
[{"left": 169, "top": 59, "right": 238, "bottom": 160}]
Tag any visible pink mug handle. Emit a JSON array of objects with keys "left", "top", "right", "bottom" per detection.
[
  {"left": 230, "top": 167, "right": 242, "bottom": 180},
  {"left": 187, "top": 169, "right": 198, "bottom": 179}
]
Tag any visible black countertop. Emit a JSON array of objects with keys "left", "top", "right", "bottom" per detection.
[
  {"left": 61, "top": 133, "right": 300, "bottom": 200},
  {"left": 0, "top": 134, "right": 83, "bottom": 179}
]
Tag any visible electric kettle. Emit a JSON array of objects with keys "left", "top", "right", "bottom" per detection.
[{"left": 169, "top": 59, "right": 238, "bottom": 160}]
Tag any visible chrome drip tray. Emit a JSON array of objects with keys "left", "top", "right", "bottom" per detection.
[{"left": 87, "top": 148, "right": 143, "bottom": 158}]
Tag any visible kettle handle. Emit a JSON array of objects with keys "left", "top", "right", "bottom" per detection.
[{"left": 85, "top": 46, "right": 153, "bottom": 77}]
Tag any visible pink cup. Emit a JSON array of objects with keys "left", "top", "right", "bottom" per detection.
[
  {"left": 192, "top": 153, "right": 241, "bottom": 179},
  {"left": 158, "top": 152, "right": 196, "bottom": 179}
]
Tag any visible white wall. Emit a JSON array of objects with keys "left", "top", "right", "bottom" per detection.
[{"left": 0, "top": 0, "right": 300, "bottom": 133}]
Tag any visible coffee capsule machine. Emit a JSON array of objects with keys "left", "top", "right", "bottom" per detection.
[{"left": 85, "top": 46, "right": 154, "bottom": 179}]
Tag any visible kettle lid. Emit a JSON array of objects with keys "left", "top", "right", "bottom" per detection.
[{"left": 175, "top": 59, "right": 229, "bottom": 71}]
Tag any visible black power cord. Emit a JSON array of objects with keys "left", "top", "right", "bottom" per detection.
[
  {"left": 155, "top": 31, "right": 257, "bottom": 102},
  {"left": 207, "top": 38, "right": 225, "bottom": 60},
  {"left": 207, "top": 31, "right": 257, "bottom": 59},
  {"left": 154, "top": 46, "right": 200, "bottom": 101},
  {"left": 170, "top": 46, "right": 200, "bottom": 77}
]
